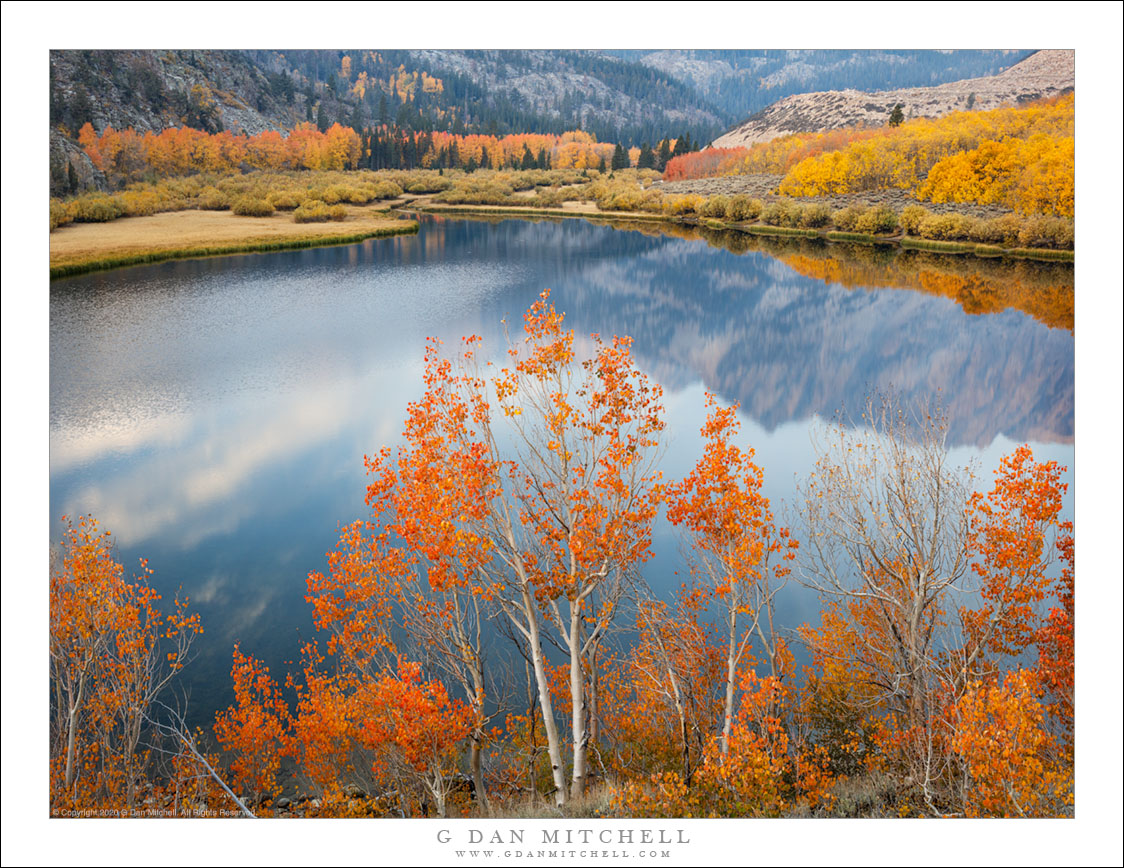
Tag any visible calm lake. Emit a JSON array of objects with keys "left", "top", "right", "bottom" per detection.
[{"left": 49, "top": 215, "right": 1074, "bottom": 727}]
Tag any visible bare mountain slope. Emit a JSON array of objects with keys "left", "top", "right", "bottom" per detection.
[{"left": 712, "top": 50, "right": 1074, "bottom": 148}]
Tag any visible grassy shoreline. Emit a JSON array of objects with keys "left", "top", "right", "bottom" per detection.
[
  {"left": 49, "top": 211, "right": 418, "bottom": 279},
  {"left": 411, "top": 202, "right": 668, "bottom": 222},
  {"left": 49, "top": 169, "right": 1072, "bottom": 277},
  {"left": 415, "top": 202, "right": 1074, "bottom": 263},
  {"left": 898, "top": 236, "right": 1074, "bottom": 261},
  {"left": 49, "top": 195, "right": 1071, "bottom": 282}
]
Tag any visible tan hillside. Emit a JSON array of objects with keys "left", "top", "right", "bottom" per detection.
[{"left": 712, "top": 50, "right": 1074, "bottom": 148}]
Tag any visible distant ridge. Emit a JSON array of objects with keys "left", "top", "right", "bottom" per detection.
[{"left": 712, "top": 50, "right": 1074, "bottom": 148}]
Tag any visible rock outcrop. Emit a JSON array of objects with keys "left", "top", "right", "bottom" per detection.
[{"left": 712, "top": 50, "right": 1074, "bottom": 148}]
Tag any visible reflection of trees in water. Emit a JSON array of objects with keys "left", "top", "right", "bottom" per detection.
[
  {"left": 606, "top": 222, "right": 1074, "bottom": 332},
  {"left": 423, "top": 214, "right": 676, "bottom": 264},
  {"left": 775, "top": 246, "right": 1073, "bottom": 333},
  {"left": 379, "top": 218, "right": 1074, "bottom": 446},
  {"left": 546, "top": 224, "right": 1073, "bottom": 448},
  {"left": 286, "top": 215, "right": 1070, "bottom": 447}
]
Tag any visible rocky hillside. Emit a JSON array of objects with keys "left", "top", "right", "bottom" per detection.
[
  {"left": 49, "top": 49, "right": 1065, "bottom": 195},
  {"left": 620, "top": 49, "right": 1029, "bottom": 123},
  {"left": 48, "top": 48, "right": 729, "bottom": 194},
  {"left": 50, "top": 50, "right": 303, "bottom": 136},
  {"left": 50, "top": 49, "right": 305, "bottom": 194},
  {"left": 401, "top": 49, "right": 726, "bottom": 145},
  {"left": 50, "top": 49, "right": 1034, "bottom": 161},
  {"left": 51, "top": 49, "right": 728, "bottom": 150},
  {"left": 712, "top": 50, "right": 1074, "bottom": 148}
]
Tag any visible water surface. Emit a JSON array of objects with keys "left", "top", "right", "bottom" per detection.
[{"left": 49, "top": 215, "right": 1075, "bottom": 725}]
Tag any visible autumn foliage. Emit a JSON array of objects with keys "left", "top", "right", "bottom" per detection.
[
  {"left": 664, "top": 95, "right": 1074, "bottom": 217},
  {"left": 79, "top": 122, "right": 365, "bottom": 179},
  {"left": 610, "top": 642, "right": 840, "bottom": 818},
  {"left": 665, "top": 394, "right": 798, "bottom": 759},
  {"left": 211, "top": 640, "right": 475, "bottom": 817},
  {"left": 951, "top": 669, "right": 1072, "bottom": 817},
  {"left": 49, "top": 515, "right": 202, "bottom": 813},
  {"left": 77, "top": 122, "right": 619, "bottom": 185},
  {"left": 212, "top": 646, "right": 289, "bottom": 806},
  {"left": 213, "top": 290, "right": 669, "bottom": 813},
  {"left": 796, "top": 405, "right": 1073, "bottom": 816},
  {"left": 352, "top": 290, "right": 668, "bottom": 806},
  {"left": 777, "top": 248, "right": 1074, "bottom": 331},
  {"left": 53, "top": 296, "right": 1074, "bottom": 819},
  {"left": 600, "top": 587, "right": 726, "bottom": 785}
]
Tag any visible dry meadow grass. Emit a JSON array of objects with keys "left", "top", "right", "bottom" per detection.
[{"left": 50, "top": 207, "right": 412, "bottom": 275}]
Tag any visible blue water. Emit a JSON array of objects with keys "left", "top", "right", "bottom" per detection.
[{"left": 49, "top": 215, "right": 1074, "bottom": 726}]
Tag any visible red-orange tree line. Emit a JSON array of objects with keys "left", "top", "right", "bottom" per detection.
[
  {"left": 49, "top": 294, "right": 1073, "bottom": 817},
  {"left": 76, "top": 123, "right": 621, "bottom": 184}
]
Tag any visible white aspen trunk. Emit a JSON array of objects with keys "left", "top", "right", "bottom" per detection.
[
  {"left": 569, "top": 604, "right": 587, "bottom": 800},
  {"left": 429, "top": 776, "right": 448, "bottom": 818},
  {"left": 721, "top": 606, "right": 738, "bottom": 757},
  {"left": 666, "top": 665, "right": 690, "bottom": 783},
  {"left": 64, "top": 673, "right": 85, "bottom": 790},
  {"left": 909, "top": 588, "right": 926, "bottom": 730},
  {"left": 586, "top": 645, "right": 600, "bottom": 753},
  {"left": 468, "top": 600, "right": 490, "bottom": 812},
  {"left": 523, "top": 586, "right": 569, "bottom": 806},
  {"left": 469, "top": 666, "right": 489, "bottom": 811}
]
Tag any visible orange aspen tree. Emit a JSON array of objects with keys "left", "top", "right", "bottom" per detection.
[
  {"left": 666, "top": 394, "right": 798, "bottom": 756},
  {"left": 625, "top": 587, "right": 724, "bottom": 783},
  {"left": 212, "top": 646, "right": 290, "bottom": 809},
  {"left": 1036, "top": 524, "right": 1073, "bottom": 742},
  {"left": 958, "top": 445, "right": 1070, "bottom": 681},
  {"left": 50, "top": 515, "right": 201, "bottom": 811},
  {"left": 350, "top": 658, "right": 474, "bottom": 818},
  {"left": 306, "top": 512, "right": 494, "bottom": 808},
  {"left": 364, "top": 291, "right": 665, "bottom": 805},
  {"left": 951, "top": 669, "right": 1073, "bottom": 817},
  {"left": 945, "top": 445, "right": 1073, "bottom": 816}
]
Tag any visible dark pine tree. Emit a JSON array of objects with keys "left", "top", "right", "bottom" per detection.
[{"left": 70, "top": 85, "right": 95, "bottom": 131}]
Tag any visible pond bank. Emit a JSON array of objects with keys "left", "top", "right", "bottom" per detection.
[
  {"left": 412, "top": 202, "right": 1074, "bottom": 263},
  {"left": 49, "top": 197, "right": 1071, "bottom": 281},
  {"left": 49, "top": 208, "right": 419, "bottom": 278}
]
